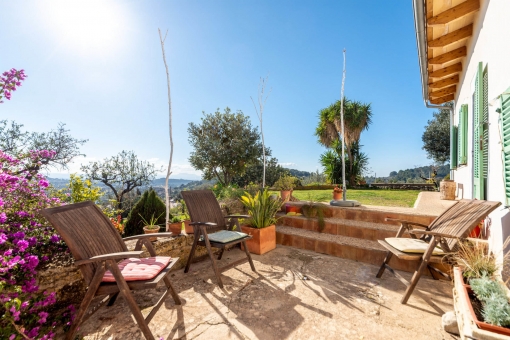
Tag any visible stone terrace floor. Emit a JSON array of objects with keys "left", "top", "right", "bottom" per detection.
[{"left": 80, "top": 245, "right": 456, "bottom": 340}]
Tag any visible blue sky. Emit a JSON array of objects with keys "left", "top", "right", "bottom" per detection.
[{"left": 0, "top": 0, "right": 436, "bottom": 180}]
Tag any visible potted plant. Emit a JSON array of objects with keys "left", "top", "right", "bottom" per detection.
[
  {"left": 167, "top": 215, "right": 193, "bottom": 235},
  {"left": 301, "top": 199, "right": 326, "bottom": 232},
  {"left": 240, "top": 188, "right": 282, "bottom": 255},
  {"left": 332, "top": 185, "right": 343, "bottom": 200},
  {"left": 273, "top": 175, "right": 297, "bottom": 202},
  {"left": 452, "top": 239, "right": 510, "bottom": 337},
  {"left": 139, "top": 212, "right": 163, "bottom": 242}
]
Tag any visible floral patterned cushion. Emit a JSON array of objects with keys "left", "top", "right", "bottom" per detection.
[{"left": 102, "top": 256, "right": 171, "bottom": 282}]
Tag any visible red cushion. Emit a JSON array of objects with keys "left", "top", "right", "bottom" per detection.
[{"left": 102, "top": 256, "right": 172, "bottom": 282}]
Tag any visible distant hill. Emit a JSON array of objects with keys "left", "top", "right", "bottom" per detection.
[{"left": 47, "top": 177, "right": 194, "bottom": 190}]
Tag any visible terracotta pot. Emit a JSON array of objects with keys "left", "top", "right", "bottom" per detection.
[
  {"left": 280, "top": 190, "right": 292, "bottom": 202},
  {"left": 240, "top": 224, "right": 276, "bottom": 255},
  {"left": 333, "top": 192, "right": 342, "bottom": 200},
  {"left": 143, "top": 226, "right": 160, "bottom": 242},
  {"left": 167, "top": 220, "right": 193, "bottom": 235}
]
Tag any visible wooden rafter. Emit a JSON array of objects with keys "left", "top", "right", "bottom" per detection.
[
  {"left": 428, "top": 47, "right": 467, "bottom": 65},
  {"left": 428, "top": 75, "right": 460, "bottom": 89},
  {"left": 428, "top": 24, "right": 473, "bottom": 48},
  {"left": 428, "top": 0, "right": 480, "bottom": 26},
  {"left": 429, "top": 63, "right": 462, "bottom": 78},
  {"left": 430, "top": 85, "right": 457, "bottom": 98},
  {"left": 430, "top": 94, "right": 455, "bottom": 105}
]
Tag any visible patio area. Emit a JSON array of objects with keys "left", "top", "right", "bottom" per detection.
[{"left": 79, "top": 245, "right": 455, "bottom": 340}]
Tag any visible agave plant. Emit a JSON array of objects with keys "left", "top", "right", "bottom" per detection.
[{"left": 240, "top": 189, "right": 282, "bottom": 229}]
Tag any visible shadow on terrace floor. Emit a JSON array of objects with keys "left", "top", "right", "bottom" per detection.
[{"left": 79, "top": 245, "right": 454, "bottom": 340}]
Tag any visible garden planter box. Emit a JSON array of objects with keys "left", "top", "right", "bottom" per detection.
[
  {"left": 240, "top": 224, "right": 276, "bottom": 255},
  {"left": 453, "top": 267, "right": 510, "bottom": 339},
  {"left": 167, "top": 220, "right": 193, "bottom": 235}
]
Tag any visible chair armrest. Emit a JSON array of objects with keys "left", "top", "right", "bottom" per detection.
[
  {"left": 385, "top": 218, "right": 429, "bottom": 229},
  {"left": 408, "top": 230, "right": 460, "bottom": 239},
  {"left": 225, "top": 215, "right": 250, "bottom": 219},
  {"left": 190, "top": 222, "right": 217, "bottom": 227},
  {"left": 75, "top": 251, "right": 143, "bottom": 266},
  {"left": 122, "top": 232, "right": 175, "bottom": 241}
]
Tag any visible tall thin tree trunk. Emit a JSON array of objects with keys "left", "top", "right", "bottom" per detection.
[
  {"left": 251, "top": 76, "right": 271, "bottom": 188},
  {"left": 159, "top": 29, "right": 174, "bottom": 230}
]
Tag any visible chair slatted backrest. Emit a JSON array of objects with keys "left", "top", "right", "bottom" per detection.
[
  {"left": 42, "top": 201, "right": 127, "bottom": 285},
  {"left": 428, "top": 199, "right": 501, "bottom": 250},
  {"left": 181, "top": 190, "right": 226, "bottom": 233}
]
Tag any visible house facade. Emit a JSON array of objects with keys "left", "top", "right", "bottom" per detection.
[{"left": 413, "top": 0, "right": 510, "bottom": 254}]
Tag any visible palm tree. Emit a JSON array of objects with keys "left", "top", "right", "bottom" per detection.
[{"left": 315, "top": 98, "right": 372, "bottom": 185}]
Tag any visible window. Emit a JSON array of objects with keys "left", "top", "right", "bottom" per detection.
[{"left": 458, "top": 104, "right": 468, "bottom": 165}]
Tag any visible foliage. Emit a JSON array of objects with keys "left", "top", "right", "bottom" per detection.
[
  {"left": 124, "top": 189, "right": 167, "bottom": 236},
  {"left": 272, "top": 175, "right": 297, "bottom": 191},
  {"left": 315, "top": 98, "right": 372, "bottom": 186},
  {"left": 285, "top": 189, "right": 420, "bottom": 208},
  {"left": 333, "top": 185, "right": 343, "bottom": 193},
  {"left": 470, "top": 275, "right": 510, "bottom": 327},
  {"left": 388, "top": 164, "right": 449, "bottom": 183},
  {"left": 232, "top": 149, "right": 288, "bottom": 188},
  {"left": 211, "top": 183, "right": 245, "bottom": 200},
  {"left": 319, "top": 140, "right": 369, "bottom": 185},
  {"left": 0, "top": 120, "right": 87, "bottom": 173},
  {"left": 240, "top": 189, "right": 282, "bottom": 229},
  {"left": 422, "top": 103, "right": 452, "bottom": 164},
  {"left": 109, "top": 215, "right": 125, "bottom": 235},
  {"left": 301, "top": 171, "right": 328, "bottom": 186},
  {"left": 453, "top": 240, "right": 499, "bottom": 281},
  {"left": 301, "top": 196, "right": 325, "bottom": 232},
  {"left": 138, "top": 212, "right": 164, "bottom": 230},
  {"left": 0, "top": 68, "right": 27, "bottom": 103},
  {"left": 81, "top": 150, "right": 159, "bottom": 210},
  {"left": 0, "top": 150, "right": 74, "bottom": 339},
  {"left": 52, "top": 173, "right": 103, "bottom": 204},
  {"left": 188, "top": 107, "right": 263, "bottom": 186}
]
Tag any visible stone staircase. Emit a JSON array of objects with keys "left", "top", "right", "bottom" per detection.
[{"left": 276, "top": 202, "right": 442, "bottom": 274}]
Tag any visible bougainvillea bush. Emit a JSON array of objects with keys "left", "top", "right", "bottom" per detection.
[
  {"left": 0, "top": 68, "right": 27, "bottom": 103},
  {"left": 0, "top": 150, "right": 74, "bottom": 339}
]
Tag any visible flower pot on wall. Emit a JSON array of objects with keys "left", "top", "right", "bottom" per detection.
[
  {"left": 167, "top": 220, "right": 193, "bottom": 235},
  {"left": 333, "top": 192, "right": 342, "bottom": 200},
  {"left": 240, "top": 224, "right": 276, "bottom": 255},
  {"left": 143, "top": 226, "right": 159, "bottom": 242},
  {"left": 280, "top": 190, "right": 292, "bottom": 202}
]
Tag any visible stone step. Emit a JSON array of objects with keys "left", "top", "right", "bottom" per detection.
[
  {"left": 275, "top": 225, "right": 447, "bottom": 275},
  {"left": 284, "top": 202, "right": 437, "bottom": 225},
  {"left": 277, "top": 214, "right": 403, "bottom": 241}
]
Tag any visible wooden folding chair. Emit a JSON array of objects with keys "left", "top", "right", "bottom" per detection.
[
  {"left": 376, "top": 199, "right": 501, "bottom": 304},
  {"left": 181, "top": 190, "right": 256, "bottom": 288},
  {"left": 42, "top": 201, "right": 181, "bottom": 340}
]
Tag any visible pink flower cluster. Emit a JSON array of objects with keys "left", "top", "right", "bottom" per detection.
[
  {"left": 0, "top": 68, "right": 27, "bottom": 103},
  {"left": 0, "top": 150, "right": 74, "bottom": 339}
]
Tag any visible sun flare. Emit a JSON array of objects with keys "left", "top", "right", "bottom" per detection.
[{"left": 41, "top": 0, "right": 127, "bottom": 56}]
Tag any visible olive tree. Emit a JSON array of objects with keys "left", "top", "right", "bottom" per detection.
[
  {"left": 422, "top": 103, "right": 452, "bottom": 164},
  {"left": 0, "top": 120, "right": 87, "bottom": 173},
  {"left": 188, "top": 107, "right": 262, "bottom": 186},
  {"left": 81, "top": 150, "right": 160, "bottom": 210}
]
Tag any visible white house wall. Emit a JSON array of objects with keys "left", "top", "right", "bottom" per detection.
[{"left": 452, "top": 0, "right": 510, "bottom": 255}]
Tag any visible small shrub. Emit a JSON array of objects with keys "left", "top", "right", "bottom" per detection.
[
  {"left": 124, "top": 189, "right": 166, "bottom": 236},
  {"left": 273, "top": 175, "right": 297, "bottom": 191},
  {"left": 471, "top": 276, "right": 510, "bottom": 327}
]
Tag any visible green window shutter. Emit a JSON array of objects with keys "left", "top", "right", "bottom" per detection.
[
  {"left": 482, "top": 66, "right": 489, "bottom": 179},
  {"left": 458, "top": 104, "right": 468, "bottom": 165},
  {"left": 501, "top": 87, "right": 510, "bottom": 205},
  {"left": 451, "top": 125, "right": 458, "bottom": 169},
  {"left": 473, "top": 62, "right": 484, "bottom": 199}
]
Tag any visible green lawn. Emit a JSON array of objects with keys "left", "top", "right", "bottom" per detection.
[{"left": 280, "top": 189, "right": 420, "bottom": 208}]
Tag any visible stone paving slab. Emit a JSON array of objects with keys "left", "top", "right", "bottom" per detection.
[{"left": 79, "top": 246, "right": 456, "bottom": 340}]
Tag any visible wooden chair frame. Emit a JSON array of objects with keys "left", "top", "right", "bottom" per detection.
[
  {"left": 42, "top": 201, "right": 181, "bottom": 340},
  {"left": 181, "top": 190, "right": 256, "bottom": 288},
  {"left": 376, "top": 199, "right": 501, "bottom": 304}
]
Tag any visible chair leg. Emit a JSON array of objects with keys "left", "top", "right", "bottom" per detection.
[
  {"left": 66, "top": 264, "right": 106, "bottom": 340},
  {"left": 184, "top": 233, "right": 199, "bottom": 273},
  {"left": 242, "top": 240, "right": 256, "bottom": 272},
  {"left": 217, "top": 248, "right": 225, "bottom": 260},
  {"left": 107, "top": 260, "right": 155, "bottom": 340},
  {"left": 163, "top": 276, "right": 182, "bottom": 305},
  {"left": 376, "top": 251, "right": 393, "bottom": 278},
  {"left": 401, "top": 237, "right": 438, "bottom": 304},
  {"left": 107, "top": 292, "right": 120, "bottom": 306},
  {"left": 201, "top": 226, "right": 224, "bottom": 288}
]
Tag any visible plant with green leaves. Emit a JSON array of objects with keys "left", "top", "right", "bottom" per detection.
[
  {"left": 453, "top": 239, "right": 499, "bottom": 282},
  {"left": 139, "top": 212, "right": 164, "bottom": 230},
  {"left": 301, "top": 194, "right": 326, "bottom": 232},
  {"left": 54, "top": 173, "right": 103, "bottom": 204},
  {"left": 273, "top": 175, "right": 297, "bottom": 191},
  {"left": 241, "top": 189, "right": 282, "bottom": 229},
  {"left": 470, "top": 275, "right": 510, "bottom": 327},
  {"left": 124, "top": 189, "right": 167, "bottom": 236}
]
